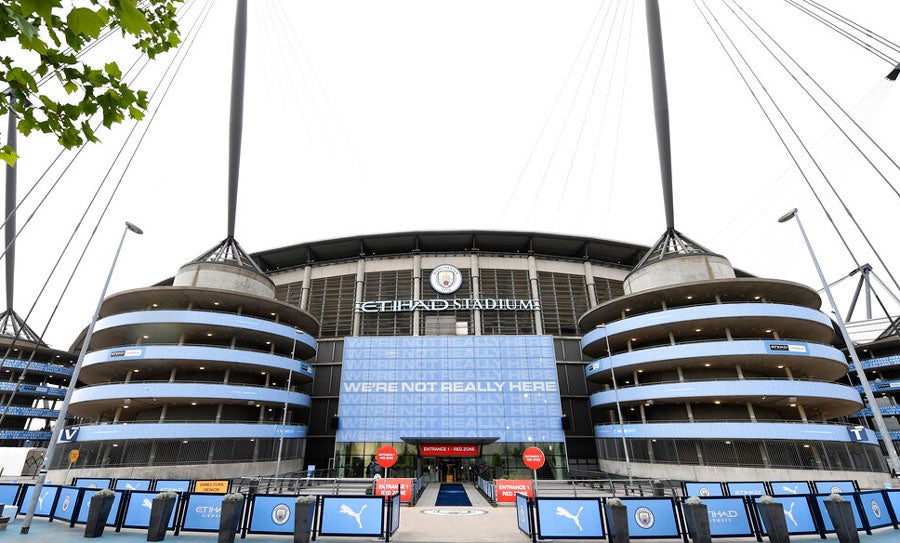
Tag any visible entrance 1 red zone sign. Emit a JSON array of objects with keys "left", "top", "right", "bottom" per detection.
[
  {"left": 419, "top": 444, "right": 479, "bottom": 457},
  {"left": 376, "top": 445, "right": 398, "bottom": 468},
  {"left": 522, "top": 447, "right": 545, "bottom": 470},
  {"left": 375, "top": 478, "right": 413, "bottom": 502},
  {"left": 495, "top": 480, "right": 533, "bottom": 502}
]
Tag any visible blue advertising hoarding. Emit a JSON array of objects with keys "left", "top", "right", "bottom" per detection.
[
  {"left": 248, "top": 496, "right": 298, "bottom": 534},
  {"left": 887, "top": 490, "right": 900, "bottom": 525},
  {"left": 536, "top": 498, "right": 603, "bottom": 539},
  {"left": 53, "top": 487, "right": 81, "bottom": 522},
  {"left": 20, "top": 485, "right": 60, "bottom": 517},
  {"left": 684, "top": 482, "right": 724, "bottom": 497},
  {"left": 122, "top": 491, "right": 179, "bottom": 529},
  {"left": 754, "top": 496, "right": 817, "bottom": 534},
  {"left": 815, "top": 494, "right": 863, "bottom": 532},
  {"left": 319, "top": 496, "right": 383, "bottom": 537},
  {"left": 0, "top": 483, "right": 19, "bottom": 506},
  {"left": 115, "top": 479, "right": 151, "bottom": 491},
  {"left": 389, "top": 493, "right": 400, "bottom": 535},
  {"left": 338, "top": 336, "right": 563, "bottom": 443},
  {"left": 620, "top": 497, "right": 680, "bottom": 538},
  {"left": 74, "top": 478, "right": 111, "bottom": 489},
  {"left": 812, "top": 481, "right": 856, "bottom": 494},
  {"left": 726, "top": 482, "right": 766, "bottom": 496},
  {"left": 154, "top": 479, "right": 191, "bottom": 492},
  {"left": 76, "top": 489, "right": 122, "bottom": 525},
  {"left": 770, "top": 481, "right": 811, "bottom": 496},
  {"left": 701, "top": 497, "right": 753, "bottom": 537},
  {"left": 516, "top": 493, "right": 530, "bottom": 535},
  {"left": 182, "top": 494, "right": 225, "bottom": 531},
  {"left": 858, "top": 491, "right": 892, "bottom": 529}
]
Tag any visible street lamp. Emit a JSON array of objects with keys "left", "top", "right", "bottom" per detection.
[
  {"left": 274, "top": 329, "right": 300, "bottom": 479},
  {"left": 20, "top": 221, "right": 143, "bottom": 534},
  {"left": 599, "top": 324, "right": 633, "bottom": 487},
  {"left": 778, "top": 208, "right": 900, "bottom": 477}
]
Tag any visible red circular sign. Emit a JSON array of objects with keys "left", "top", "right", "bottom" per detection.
[
  {"left": 522, "top": 447, "right": 545, "bottom": 470},
  {"left": 376, "top": 445, "right": 398, "bottom": 468}
]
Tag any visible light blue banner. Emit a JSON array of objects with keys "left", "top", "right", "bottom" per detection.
[
  {"left": 115, "top": 479, "right": 151, "bottom": 491},
  {"left": 75, "top": 478, "right": 111, "bottom": 489},
  {"left": 155, "top": 480, "right": 191, "bottom": 492},
  {"left": 123, "top": 491, "right": 179, "bottom": 529},
  {"left": 0, "top": 484, "right": 19, "bottom": 505},
  {"left": 815, "top": 494, "right": 863, "bottom": 531},
  {"left": 516, "top": 493, "right": 530, "bottom": 535},
  {"left": 389, "top": 493, "right": 400, "bottom": 534},
  {"left": 621, "top": 498, "right": 680, "bottom": 538},
  {"left": 703, "top": 497, "right": 753, "bottom": 537},
  {"left": 771, "top": 481, "right": 811, "bottom": 496},
  {"left": 859, "top": 491, "right": 891, "bottom": 529},
  {"left": 319, "top": 496, "right": 383, "bottom": 536},
  {"left": 21, "top": 485, "right": 60, "bottom": 517},
  {"left": 537, "top": 498, "right": 603, "bottom": 538},
  {"left": 886, "top": 491, "right": 900, "bottom": 527},
  {"left": 249, "top": 496, "right": 297, "bottom": 533},
  {"left": 812, "top": 481, "right": 855, "bottom": 494},
  {"left": 182, "top": 494, "right": 224, "bottom": 531},
  {"left": 76, "top": 489, "right": 122, "bottom": 525},
  {"left": 684, "top": 482, "right": 723, "bottom": 497},
  {"left": 53, "top": 488, "right": 80, "bottom": 521},
  {"left": 727, "top": 482, "right": 766, "bottom": 496},
  {"left": 755, "top": 496, "right": 817, "bottom": 534}
]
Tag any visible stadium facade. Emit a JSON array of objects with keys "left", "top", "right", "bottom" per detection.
[{"left": 47, "top": 231, "right": 895, "bottom": 486}]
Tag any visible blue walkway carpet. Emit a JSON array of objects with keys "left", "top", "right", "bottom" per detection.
[{"left": 435, "top": 483, "right": 472, "bottom": 506}]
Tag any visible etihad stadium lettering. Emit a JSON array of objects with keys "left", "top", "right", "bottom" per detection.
[{"left": 355, "top": 298, "right": 540, "bottom": 313}]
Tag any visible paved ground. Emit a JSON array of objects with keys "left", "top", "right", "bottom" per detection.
[{"left": 2, "top": 483, "right": 898, "bottom": 543}]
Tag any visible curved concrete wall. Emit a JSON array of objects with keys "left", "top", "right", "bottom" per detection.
[
  {"left": 625, "top": 254, "right": 735, "bottom": 294},
  {"left": 174, "top": 262, "right": 275, "bottom": 298}
]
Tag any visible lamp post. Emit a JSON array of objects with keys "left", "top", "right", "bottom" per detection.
[
  {"left": 20, "top": 221, "right": 143, "bottom": 534},
  {"left": 600, "top": 324, "right": 633, "bottom": 487},
  {"left": 274, "top": 330, "right": 299, "bottom": 480},
  {"left": 778, "top": 208, "right": 900, "bottom": 477}
]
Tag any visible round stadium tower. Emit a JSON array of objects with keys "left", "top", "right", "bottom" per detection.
[
  {"left": 579, "top": 230, "right": 890, "bottom": 486},
  {"left": 52, "top": 238, "right": 318, "bottom": 480}
]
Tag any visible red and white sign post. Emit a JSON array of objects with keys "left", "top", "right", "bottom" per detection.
[
  {"left": 375, "top": 445, "right": 399, "bottom": 494},
  {"left": 522, "top": 446, "right": 545, "bottom": 496}
]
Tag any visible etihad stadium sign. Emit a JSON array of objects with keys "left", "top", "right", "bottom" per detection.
[{"left": 355, "top": 298, "right": 540, "bottom": 313}]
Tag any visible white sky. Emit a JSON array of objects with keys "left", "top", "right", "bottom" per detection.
[{"left": 7, "top": 0, "right": 900, "bottom": 348}]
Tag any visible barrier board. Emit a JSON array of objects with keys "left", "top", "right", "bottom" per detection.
[
  {"left": 388, "top": 493, "right": 401, "bottom": 535},
  {"left": 815, "top": 494, "right": 863, "bottom": 532},
  {"left": 516, "top": 493, "right": 531, "bottom": 536},
  {"left": 248, "top": 495, "right": 303, "bottom": 534},
  {"left": 182, "top": 493, "right": 227, "bottom": 531},
  {"left": 770, "top": 481, "right": 811, "bottom": 496},
  {"left": 122, "top": 490, "right": 179, "bottom": 529},
  {"left": 76, "top": 489, "right": 122, "bottom": 525},
  {"left": 726, "top": 482, "right": 766, "bottom": 496},
  {"left": 194, "top": 480, "right": 229, "bottom": 494},
  {"left": 813, "top": 480, "right": 856, "bottom": 494},
  {"left": 115, "top": 479, "right": 151, "bottom": 491},
  {"left": 154, "top": 479, "right": 191, "bottom": 492},
  {"left": 319, "top": 496, "right": 383, "bottom": 537},
  {"left": 52, "top": 487, "right": 81, "bottom": 522},
  {"left": 74, "top": 478, "right": 111, "bottom": 489},
  {"left": 536, "top": 498, "right": 604, "bottom": 539},
  {"left": 619, "top": 497, "right": 680, "bottom": 539},
  {"left": 754, "top": 495, "right": 818, "bottom": 535},
  {"left": 0, "top": 483, "right": 19, "bottom": 506},
  {"left": 858, "top": 491, "right": 892, "bottom": 529},
  {"left": 699, "top": 496, "right": 753, "bottom": 538},
  {"left": 684, "top": 482, "right": 724, "bottom": 497},
  {"left": 19, "top": 484, "right": 60, "bottom": 517},
  {"left": 887, "top": 490, "right": 900, "bottom": 525}
]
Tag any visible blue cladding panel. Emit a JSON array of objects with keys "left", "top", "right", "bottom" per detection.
[{"left": 337, "top": 336, "right": 563, "bottom": 443}]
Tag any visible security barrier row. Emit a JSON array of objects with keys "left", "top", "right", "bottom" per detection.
[
  {"left": 516, "top": 490, "right": 900, "bottom": 542},
  {"left": 1, "top": 483, "right": 402, "bottom": 540}
]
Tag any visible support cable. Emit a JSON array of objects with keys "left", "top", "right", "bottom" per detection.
[
  {"left": 497, "top": 1, "right": 610, "bottom": 223},
  {"left": 729, "top": 1, "right": 900, "bottom": 196},
  {"left": 726, "top": 0, "right": 900, "bottom": 300},
  {"left": 0, "top": 0, "right": 216, "bottom": 398},
  {"left": 797, "top": 0, "right": 900, "bottom": 55},
  {"left": 784, "top": 0, "right": 896, "bottom": 65},
  {"left": 525, "top": 0, "right": 620, "bottom": 224},
  {"left": 693, "top": 0, "right": 860, "bottom": 269},
  {"left": 553, "top": 0, "right": 627, "bottom": 225}
]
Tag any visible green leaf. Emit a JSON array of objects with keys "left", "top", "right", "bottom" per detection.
[
  {"left": 0, "top": 145, "right": 18, "bottom": 168},
  {"left": 63, "top": 81, "right": 78, "bottom": 94},
  {"left": 128, "top": 106, "right": 144, "bottom": 120},
  {"left": 67, "top": 7, "right": 106, "bottom": 39},
  {"left": 116, "top": 1, "right": 153, "bottom": 35},
  {"left": 104, "top": 61, "right": 121, "bottom": 79},
  {"left": 6, "top": 67, "right": 38, "bottom": 92}
]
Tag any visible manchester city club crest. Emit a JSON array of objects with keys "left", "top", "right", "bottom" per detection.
[
  {"left": 272, "top": 503, "right": 291, "bottom": 525},
  {"left": 699, "top": 487, "right": 710, "bottom": 497},
  {"left": 634, "top": 506, "right": 655, "bottom": 529},
  {"left": 830, "top": 486, "right": 842, "bottom": 494},
  {"left": 871, "top": 500, "right": 881, "bottom": 519},
  {"left": 430, "top": 264, "right": 463, "bottom": 294},
  {"left": 61, "top": 494, "right": 71, "bottom": 512}
]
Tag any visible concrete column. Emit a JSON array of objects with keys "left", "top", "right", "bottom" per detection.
[
  {"left": 725, "top": 327, "right": 733, "bottom": 340},
  {"left": 797, "top": 404, "right": 808, "bottom": 422},
  {"left": 352, "top": 258, "right": 365, "bottom": 337},
  {"left": 527, "top": 255, "right": 543, "bottom": 335},
  {"left": 470, "top": 253, "right": 482, "bottom": 336},
  {"left": 584, "top": 261, "right": 597, "bottom": 307},
  {"left": 746, "top": 402, "right": 757, "bottom": 422},
  {"left": 638, "top": 403, "right": 647, "bottom": 423},
  {"left": 785, "top": 367, "right": 794, "bottom": 380},
  {"left": 215, "top": 404, "right": 223, "bottom": 423},
  {"left": 113, "top": 407, "right": 122, "bottom": 423},
  {"left": 735, "top": 364, "right": 744, "bottom": 379},
  {"left": 413, "top": 255, "right": 422, "bottom": 336},
  {"left": 632, "top": 371, "right": 640, "bottom": 385},
  {"left": 124, "top": 372, "right": 132, "bottom": 383},
  {"left": 668, "top": 332, "right": 675, "bottom": 346},
  {"left": 178, "top": 333, "right": 186, "bottom": 346},
  {"left": 677, "top": 367, "right": 685, "bottom": 382},
  {"left": 169, "top": 368, "right": 177, "bottom": 382},
  {"left": 300, "top": 265, "right": 312, "bottom": 310},
  {"left": 159, "top": 405, "right": 167, "bottom": 422},
  {"left": 224, "top": 369, "right": 230, "bottom": 384},
  {"left": 759, "top": 443, "right": 770, "bottom": 468},
  {"left": 772, "top": 331, "right": 781, "bottom": 339},
  {"left": 695, "top": 443, "right": 704, "bottom": 465},
  {"left": 685, "top": 403, "right": 695, "bottom": 422}
]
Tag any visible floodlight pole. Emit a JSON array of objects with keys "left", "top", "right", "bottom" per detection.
[
  {"left": 20, "top": 222, "right": 143, "bottom": 534},
  {"left": 600, "top": 324, "right": 633, "bottom": 488},
  {"left": 779, "top": 208, "right": 900, "bottom": 477}
]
